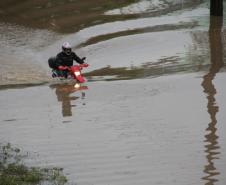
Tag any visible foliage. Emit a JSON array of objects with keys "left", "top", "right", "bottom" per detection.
[{"left": 0, "top": 143, "right": 67, "bottom": 185}]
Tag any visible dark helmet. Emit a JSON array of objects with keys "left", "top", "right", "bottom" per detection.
[{"left": 62, "top": 42, "right": 72, "bottom": 55}]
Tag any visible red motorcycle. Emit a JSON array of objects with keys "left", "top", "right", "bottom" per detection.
[
  {"left": 51, "top": 63, "right": 88, "bottom": 83},
  {"left": 58, "top": 63, "right": 89, "bottom": 83},
  {"left": 49, "top": 56, "right": 89, "bottom": 83}
]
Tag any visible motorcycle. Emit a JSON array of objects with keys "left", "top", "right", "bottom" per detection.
[
  {"left": 51, "top": 64, "right": 88, "bottom": 83},
  {"left": 49, "top": 57, "right": 88, "bottom": 83}
]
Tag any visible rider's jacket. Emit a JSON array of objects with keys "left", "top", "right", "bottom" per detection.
[{"left": 56, "top": 51, "right": 84, "bottom": 67}]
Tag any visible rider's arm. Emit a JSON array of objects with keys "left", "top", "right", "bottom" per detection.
[{"left": 73, "top": 52, "right": 84, "bottom": 64}]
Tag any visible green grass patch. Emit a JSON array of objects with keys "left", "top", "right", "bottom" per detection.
[{"left": 0, "top": 143, "right": 68, "bottom": 185}]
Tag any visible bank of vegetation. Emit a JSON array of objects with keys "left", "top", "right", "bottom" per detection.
[{"left": 0, "top": 143, "right": 67, "bottom": 185}]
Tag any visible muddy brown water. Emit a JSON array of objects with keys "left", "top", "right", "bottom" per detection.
[
  {"left": 1, "top": 0, "right": 221, "bottom": 85},
  {"left": 0, "top": 73, "right": 226, "bottom": 185},
  {"left": 0, "top": 0, "right": 226, "bottom": 185}
]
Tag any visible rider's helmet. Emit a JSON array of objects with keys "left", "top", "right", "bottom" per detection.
[{"left": 62, "top": 42, "right": 72, "bottom": 55}]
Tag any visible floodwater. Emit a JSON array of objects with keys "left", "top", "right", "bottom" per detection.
[{"left": 0, "top": 0, "right": 226, "bottom": 185}]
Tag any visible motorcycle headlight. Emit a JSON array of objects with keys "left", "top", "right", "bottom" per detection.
[{"left": 74, "top": 71, "right": 81, "bottom": 76}]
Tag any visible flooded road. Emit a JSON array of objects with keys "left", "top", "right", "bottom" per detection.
[
  {"left": 0, "top": 73, "right": 226, "bottom": 185},
  {"left": 0, "top": 0, "right": 226, "bottom": 185},
  {"left": 0, "top": 0, "right": 222, "bottom": 85}
]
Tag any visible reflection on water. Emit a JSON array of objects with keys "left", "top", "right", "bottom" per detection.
[
  {"left": 50, "top": 82, "right": 88, "bottom": 117},
  {"left": 201, "top": 16, "right": 224, "bottom": 185}
]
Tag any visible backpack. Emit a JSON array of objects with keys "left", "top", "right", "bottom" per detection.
[{"left": 48, "top": 57, "right": 58, "bottom": 69}]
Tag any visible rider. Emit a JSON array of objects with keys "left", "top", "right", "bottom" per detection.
[{"left": 50, "top": 42, "right": 87, "bottom": 78}]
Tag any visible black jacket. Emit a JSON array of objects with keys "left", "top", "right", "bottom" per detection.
[{"left": 56, "top": 51, "right": 84, "bottom": 67}]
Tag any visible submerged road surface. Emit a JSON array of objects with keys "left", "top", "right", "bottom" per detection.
[
  {"left": 0, "top": 0, "right": 226, "bottom": 185},
  {"left": 0, "top": 72, "right": 226, "bottom": 185}
]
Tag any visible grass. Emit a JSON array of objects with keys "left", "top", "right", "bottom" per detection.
[{"left": 0, "top": 143, "right": 68, "bottom": 185}]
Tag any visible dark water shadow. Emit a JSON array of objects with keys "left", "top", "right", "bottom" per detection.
[
  {"left": 50, "top": 82, "right": 88, "bottom": 117},
  {"left": 85, "top": 62, "right": 226, "bottom": 82},
  {"left": 0, "top": 0, "right": 204, "bottom": 33},
  {"left": 76, "top": 22, "right": 197, "bottom": 48},
  {"left": 0, "top": 82, "right": 47, "bottom": 91},
  {"left": 0, "top": 0, "right": 139, "bottom": 33},
  {"left": 201, "top": 16, "right": 224, "bottom": 185}
]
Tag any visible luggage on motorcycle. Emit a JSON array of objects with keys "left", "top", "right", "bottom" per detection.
[{"left": 48, "top": 57, "right": 58, "bottom": 69}]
